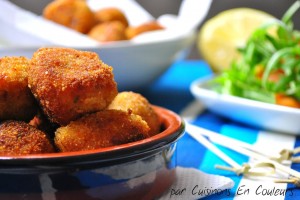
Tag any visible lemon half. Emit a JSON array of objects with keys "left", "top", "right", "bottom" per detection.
[{"left": 198, "top": 8, "right": 275, "bottom": 72}]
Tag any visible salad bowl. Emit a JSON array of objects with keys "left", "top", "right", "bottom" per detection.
[{"left": 191, "top": 76, "right": 300, "bottom": 135}]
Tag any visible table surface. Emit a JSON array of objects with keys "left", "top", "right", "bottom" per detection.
[{"left": 140, "top": 60, "right": 300, "bottom": 200}]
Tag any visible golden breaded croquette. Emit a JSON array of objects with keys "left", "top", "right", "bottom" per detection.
[
  {"left": 29, "top": 109, "right": 59, "bottom": 139},
  {"left": 126, "top": 21, "right": 165, "bottom": 39},
  {"left": 94, "top": 7, "right": 129, "bottom": 27},
  {"left": 28, "top": 47, "right": 118, "bottom": 126},
  {"left": 43, "top": 0, "right": 96, "bottom": 34},
  {"left": 88, "top": 21, "right": 127, "bottom": 42},
  {"left": 55, "top": 109, "right": 150, "bottom": 152},
  {"left": 108, "top": 91, "right": 161, "bottom": 136},
  {"left": 0, "top": 121, "right": 55, "bottom": 156},
  {"left": 0, "top": 56, "right": 38, "bottom": 122}
]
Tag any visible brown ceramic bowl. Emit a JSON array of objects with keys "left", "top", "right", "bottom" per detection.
[{"left": 0, "top": 106, "right": 184, "bottom": 200}]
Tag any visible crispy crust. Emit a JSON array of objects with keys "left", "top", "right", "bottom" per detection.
[
  {"left": 126, "top": 21, "right": 164, "bottom": 39},
  {"left": 43, "top": 0, "right": 96, "bottom": 34},
  {"left": 88, "top": 21, "right": 127, "bottom": 42},
  {"left": 94, "top": 7, "right": 129, "bottom": 27},
  {"left": 28, "top": 47, "right": 118, "bottom": 125},
  {"left": 108, "top": 91, "right": 161, "bottom": 136},
  {"left": 55, "top": 109, "right": 150, "bottom": 152},
  {"left": 0, "top": 121, "right": 55, "bottom": 155},
  {"left": 29, "top": 109, "right": 59, "bottom": 139},
  {"left": 0, "top": 56, "right": 38, "bottom": 121}
]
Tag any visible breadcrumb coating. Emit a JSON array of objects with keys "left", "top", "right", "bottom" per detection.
[
  {"left": 94, "top": 7, "right": 129, "bottom": 27},
  {"left": 88, "top": 21, "right": 127, "bottom": 42},
  {"left": 28, "top": 47, "right": 118, "bottom": 125},
  {"left": 0, "top": 56, "right": 38, "bottom": 122},
  {"left": 108, "top": 91, "right": 161, "bottom": 136},
  {"left": 55, "top": 109, "right": 150, "bottom": 152},
  {"left": 0, "top": 121, "right": 55, "bottom": 156},
  {"left": 43, "top": 0, "right": 96, "bottom": 33},
  {"left": 126, "top": 21, "right": 164, "bottom": 39}
]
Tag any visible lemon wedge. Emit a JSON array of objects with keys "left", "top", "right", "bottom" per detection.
[{"left": 198, "top": 8, "right": 275, "bottom": 72}]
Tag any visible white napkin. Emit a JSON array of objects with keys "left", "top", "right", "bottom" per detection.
[{"left": 159, "top": 167, "right": 234, "bottom": 200}]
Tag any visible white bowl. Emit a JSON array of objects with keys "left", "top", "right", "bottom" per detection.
[
  {"left": 100, "top": 35, "right": 195, "bottom": 90},
  {"left": 190, "top": 76, "right": 300, "bottom": 135},
  {"left": 0, "top": 0, "right": 212, "bottom": 90}
]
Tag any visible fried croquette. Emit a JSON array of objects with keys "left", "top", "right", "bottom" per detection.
[
  {"left": 0, "top": 56, "right": 38, "bottom": 122},
  {"left": 0, "top": 121, "right": 55, "bottom": 156},
  {"left": 94, "top": 7, "right": 129, "bottom": 27},
  {"left": 88, "top": 21, "right": 127, "bottom": 42},
  {"left": 43, "top": 0, "right": 96, "bottom": 34},
  {"left": 108, "top": 91, "right": 161, "bottom": 136},
  {"left": 29, "top": 109, "right": 59, "bottom": 138},
  {"left": 28, "top": 47, "right": 118, "bottom": 126},
  {"left": 126, "top": 21, "right": 165, "bottom": 39},
  {"left": 54, "top": 109, "right": 150, "bottom": 152}
]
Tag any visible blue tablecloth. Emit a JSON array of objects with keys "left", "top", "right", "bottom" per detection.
[{"left": 141, "top": 60, "right": 300, "bottom": 200}]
